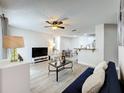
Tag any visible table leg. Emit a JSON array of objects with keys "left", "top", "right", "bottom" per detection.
[
  {"left": 56, "top": 68, "right": 58, "bottom": 82},
  {"left": 48, "top": 64, "right": 50, "bottom": 75},
  {"left": 71, "top": 62, "right": 73, "bottom": 72}
]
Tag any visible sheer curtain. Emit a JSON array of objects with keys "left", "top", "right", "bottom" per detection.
[
  {"left": 118, "top": 0, "right": 124, "bottom": 80},
  {"left": 0, "top": 18, "right": 2, "bottom": 59},
  {"left": 0, "top": 14, "right": 8, "bottom": 59},
  {"left": 118, "top": 0, "right": 124, "bottom": 46}
]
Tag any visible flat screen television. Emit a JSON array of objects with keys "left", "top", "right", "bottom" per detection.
[{"left": 32, "top": 47, "right": 48, "bottom": 58}]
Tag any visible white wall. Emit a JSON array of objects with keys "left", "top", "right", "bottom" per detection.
[
  {"left": 60, "top": 37, "right": 73, "bottom": 51},
  {"left": 71, "top": 37, "right": 80, "bottom": 48},
  {"left": 8, "top": 26, "right": 53, "bottom": 62},
  {"left": 78, "top": 24, "right": 104, "bottom": 67},
  {"left": 104, "top": 24, "right": 118, "bottom": 63},
  {"left": 65, "top": 35, "right": 96, "bottom": 51},
  {"left": 78, "top": 24, "right": 118, "bottom": 67},
  {"left": 54, "top": 36, "right": 60, "bottom": 51},
  {"left": 78, "top": 35, "right": 95, "bottom": 48},
  {"left": 95, "top": 24, "right": 105, "bottom": 62}
]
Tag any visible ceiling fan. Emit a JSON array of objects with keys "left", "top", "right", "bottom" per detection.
[{"left": 44, "top": 18, "right": 68, "bottom": 30}]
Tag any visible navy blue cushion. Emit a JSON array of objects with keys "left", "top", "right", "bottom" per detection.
[
  {"left": 120, "top": 80, "right": 124, "bottom": 92},
  {"left": 62, "top": 68, "right": 94, "bottom": 93},
  {"left": 99, "top": 62, "right": 122, "bottom": 93}
]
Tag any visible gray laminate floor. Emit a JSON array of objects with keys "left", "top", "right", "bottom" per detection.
[{"left": 30, "top": 61, "right": 88, "bottom": 93}]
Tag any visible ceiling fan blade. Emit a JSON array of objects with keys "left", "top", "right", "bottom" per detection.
[
  {"left": 46, "top": 21, "right": 52, "bottom": 24},
  {"left": 57, "top": 26, "right": 65, "bottom": 29},
  {"left": 58, "top": 21, "right": 63, "bottom": 25},
  {"left": 44, "top": 26, "right": 52, "bottom": 28}
]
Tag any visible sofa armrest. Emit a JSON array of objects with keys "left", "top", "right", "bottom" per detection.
[
  {"left": 120, "top": 80, "right": 124, "bottom": 92},
  {"left": 62, "top": 68, "right": 94, "bottom": 93},
  {"left": 99, "top": 62, "right": 122, "bottom": 93}
]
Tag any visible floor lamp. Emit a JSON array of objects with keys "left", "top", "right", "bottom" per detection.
[{"left": 3, "top": 36, "right": 24, "bottom": 62}]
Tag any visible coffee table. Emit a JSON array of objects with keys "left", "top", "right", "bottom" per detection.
[{"left": 48, "top": 60, "right": 73, "bottom": 82}]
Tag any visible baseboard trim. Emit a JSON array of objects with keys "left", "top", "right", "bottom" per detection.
[{"left": 78, "top": 61, "right": 95, "bottom": 68}]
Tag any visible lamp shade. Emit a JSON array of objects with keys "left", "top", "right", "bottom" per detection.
[{"left": 3, "top": 36, "right": 24, "bottom": 48}]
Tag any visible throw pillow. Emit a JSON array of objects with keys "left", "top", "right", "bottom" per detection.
[
  {"left": 94, "top": 61, "right": 108, "bottom": 73},
  {"left": 82, "top": 68, "right": 105, "bottom": 93}
]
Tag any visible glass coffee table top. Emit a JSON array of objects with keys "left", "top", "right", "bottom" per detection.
[
  {"left": 49, "top": 61, "right": 72, "bottom": 68},
  {"left": 48, "top": 60, "right": 73, "bottom": 82}
]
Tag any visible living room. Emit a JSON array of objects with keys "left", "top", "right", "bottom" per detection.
[{"left": 0, "top": 0, "right": 124, "bottom": 93}]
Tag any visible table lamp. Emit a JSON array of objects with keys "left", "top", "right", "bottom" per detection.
[{"left": 3, "top": 36, "right": 24, "bottom": 62}]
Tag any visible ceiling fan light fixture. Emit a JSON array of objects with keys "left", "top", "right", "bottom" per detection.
[
  {"left": 52, "top": 26, "right": 58, "bottom": 30},
  {"left": 45, "top": 17, "right": 68, "bottom": 30}
]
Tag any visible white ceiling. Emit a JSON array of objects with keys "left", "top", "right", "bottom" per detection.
[{"left": 0, "top": 0, "right": 120, "bottom": 36}]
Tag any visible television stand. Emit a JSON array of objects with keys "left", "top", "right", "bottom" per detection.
[{"left": 32, "top": 56, "right": 48, "bottom": 63}]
